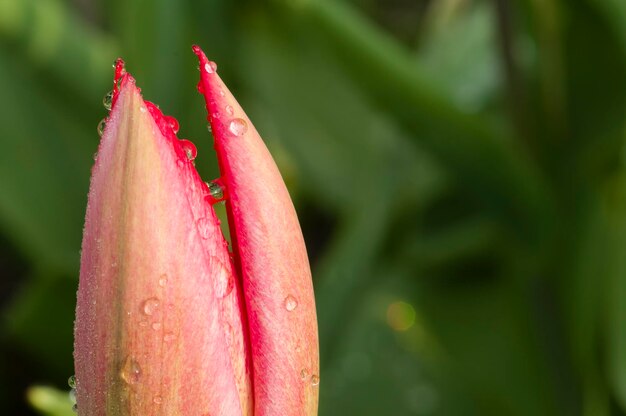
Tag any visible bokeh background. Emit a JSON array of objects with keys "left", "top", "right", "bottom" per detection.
[{"left": 0, "top": 0, "right": 625, "bottom": 414}]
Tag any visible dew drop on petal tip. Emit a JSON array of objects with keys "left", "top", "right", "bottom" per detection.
[
  {"left": 228, "top": 118, "right": 248, "bottom": 136},
  {"left": 204, "top": 61, "right": 217, "bottom": 74},
  {"left": 103, "top": 91, "right": 113, "bottom": 110},
  {"left": 97, "top": 119, "right": 107, "bottom": 136},
  {"left": 284, "top": 295, "right": 298, "bottom": 311},
  {"left": 142, "top": 297, "right": 160, "bottom": 315}
]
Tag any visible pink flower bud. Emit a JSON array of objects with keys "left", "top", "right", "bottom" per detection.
[{"left": 74, "top": 48, "right": 319, "bottom": 416}]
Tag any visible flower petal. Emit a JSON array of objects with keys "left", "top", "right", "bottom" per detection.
[
  {"left": 74, "top": 71, "right": 251, "bottom": 415},
  {"left": 194, "top": 46, "right": 320, "bottom": 416}
]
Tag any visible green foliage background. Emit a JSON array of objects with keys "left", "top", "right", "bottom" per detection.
[{"left": 0, "top": 0, "right": 625, "bottom": 414}]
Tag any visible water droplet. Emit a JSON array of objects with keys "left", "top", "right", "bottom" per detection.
[
  {"left": 204, "top": 61, "right": 217, "bottom": 74},
  {"left": 120, "top": 356, "right": 142, "bottom": 385},
  {"left": 228, "top": 118, "right": 248, "bottom": 136},
  {"left": 152, "top": 322, "right": 162, "bottom": 331},
  {"left": 311, "top": 374, "right": 320, "bottom": 386},
  {"left": 219, "top": 89, "right": 225, "bottom": 97},
  {"left": 284, "top": 295, "right": 298, "bottom": 311},
  {"left": 179, "top": 139, "right": 197, "bottom": 161},
  {"left": 97, "top": 119, "right": 107, "bottom": 136},
  {"left": 68, "top": 375, "right": 77, "bottom": 388},
  {"left": 197, "top": 81, "right": 205, "bottom": 94},
  {"left": 196, "top": 217, "right": 212, "bottom": 239},
  {"left": 140, "top": 106, "right": 147, "bottom": 113},
  {"left": 103, "top": 91, "right": 113, "bottom": 110},
  {"left": 206, "top": 123, "right": 213, "bottom": 133},
  {"left": 69, "top": 388, "right": 76, "bottom": 403},
  {"left": 158, "top": 274, "right": 168, "bottom": 287},
  {"left": 142, "top": 297, "right": 160, "bottom": 315},
  {"left": 225, "top": 105, "right": 234, "bottom": 116},
  {"left": 205, "top": 180, "right": 226, "bottom": 204},
  {"left": 214, "top": 260, "right": 233, "bottom": 298},
  {"left": 165, "top": 116, "right": 179, "bottom": 134},
  {"left": 300, "top": 368, "right": 309, "bottom": 380},
  {"left": 153, "top": 396, "right": 163, "bottom": 404},
  {"left": 72, "top": 403, "right": 78, "bottom": 413},
  {"left": 163, "top": 332, "right": 176, "bottom": 342}
]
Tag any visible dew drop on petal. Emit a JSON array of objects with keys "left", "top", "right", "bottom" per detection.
[
  {"left": 72, "top": 403, "right": 78, "bottom": 413},
  {"left": 142, "top": 297, "right": 160, "bottom": 315},
  {"left": 300, "top": 368, "right": 309, "bottom": 380},
  {"left": 152, "top": 322, "right": 162, "bottom": 331},
  {"left": 165, "top": 116, "right": 180, "bottom": 134},
  {"left": 219, "top": 89, "right": 225, "bottom": 97},
  {"left": 196, "top": 217, "right": 211, "bottom": 239},
  {"left": 120, "top": 356, "right": 142, "bottom": 385},
  {"left": 158, "top": 274, "right": 168, "bottom": 287},
  {"left": 205, "top": 180, "right": 226, "bottom": 204},
  {"left": 284, "top": 295, "right": 298, "bottom": 311},
  {"left": 206, "top": 123, "right": 213, "bottom": 134},
  {"left": 311, "top": 374, "right": 320, "bottom": 386},
  {"left": 153, "top": 396, "right": 163, "bottom": 405},
  {"left": 225, "top": 105, "right": 234, "bottom": 116},
  {"left": 204, "top": 61, "right": 218, "bottom": 74},
  {"left": 97, "top": 119, "right": 107, "bottom": 137},
  {"left": 228, "top": 118, "right": 248, "bottom": 136},
  {"left": 103, "top": 91, "right": 113, "bottom": 110},
  {"left": 179, "top": 139, "right": 197, "bottom": 161},
  {"left": 68, "top": 375, "right": 77, "bottom": 388},
  {"left": 213, "top": 260, "right": 233, "bottom": 298}
]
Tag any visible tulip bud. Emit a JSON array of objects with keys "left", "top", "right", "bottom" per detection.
[{"left": 74, "top": 48, "right": 318, "bottom": 416}]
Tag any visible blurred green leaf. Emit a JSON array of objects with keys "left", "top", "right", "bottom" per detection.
[
  {"left": 27, "top": 385, "right": 74, "bottom": 416},
  {"left": 4, "top": 274, "right": 76, "bottom": 377},
  {"left": 0, "top": 46, "right": 95, "bottom": 273}
]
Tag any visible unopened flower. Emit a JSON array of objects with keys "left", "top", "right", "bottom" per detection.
[{"left": 73, "top": 46, "right": 319, "bottom": 416}]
